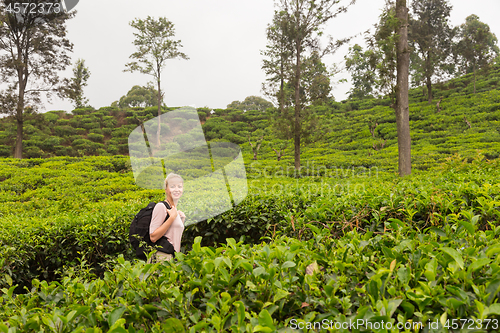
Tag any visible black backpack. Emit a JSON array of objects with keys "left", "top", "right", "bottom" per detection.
[{"left": 129, "top": 201, "right": 175, "bottom": 260}]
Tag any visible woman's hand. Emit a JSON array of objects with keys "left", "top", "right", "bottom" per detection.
[
  {"left": 178, "top": 210, "right": 186, "bottom": 223},
  {"left": 166, "top": 205, "right": 178, "bottom": 219}
]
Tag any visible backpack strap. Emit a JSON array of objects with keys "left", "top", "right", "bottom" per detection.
[{"left": 160, "top": 201, "right": 171, "bottom": 222}]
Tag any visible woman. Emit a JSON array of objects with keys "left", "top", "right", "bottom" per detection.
[{"left": 149, "top": 173, "right": 186, "bottom": 262}]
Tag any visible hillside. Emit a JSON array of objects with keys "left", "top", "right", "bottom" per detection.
[{"left": 0, "top": 62, "right": 499, "bottom": 174}]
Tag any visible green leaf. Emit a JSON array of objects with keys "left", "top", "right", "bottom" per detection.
[
  {"left": 281, "top": 261, "right": 296, "bottom": 269},
  {"left": 108, "top": 307, "right": 126, "bottom": 327},
  {"left": 226, "top": 238, "right": 236, "bottom": 249},
  {"left": 66, "top": 310, "right": 77, "bottom": 323},
  {"left": 273, "top": 289, "right": 289, "bottom": 303},
  {"left": 255, "top": 309, "right": 275, "bottom": 332},
  {"left": 307, "top": 224, "right": 320, "bottom": 235},
  {"left": 241, "top": 261, "right": 253, "bottom": 272},
  {"left": 253, "top": 326, "right": 273, "bottom": 333},
  {"left": 486, "top": 279, "right": 500, "bottom": 305},
  {"left": 440, "top": 247, "right": 464, "bottom": 269},
  {"left": 468, "top": 258, "right": 490, "bottom": 273},
  {"left": 3, "top": 274, "right": 12, "bottom": 287},
  {"left": 234, "top": 301, "right": 246, "bottom": 327},
  {"left": 486, "top": 245, "right": 500, "bottom": 258},
  {"left": 161, "top": 318, "right": 186, "bottom": 333},
  {"left": 400, "top": 301, "right": 414, "bottom": 317},
  {"left": 489, "top": 303, "right": 500, "bottom": 315},
  {"left": 223, "top": 257, "right": 232, "bottom": 270},
  {"left": 73, "top": 306, "right": 90, "bottom": 318},
  {"left": 381, "top": 246, "right": 394, "bottom": 259},
  {"left": 458, "top": 220, "right": 475, "bottom": 235},
  {"left": 108, "top": 318, "right": 127, "bottom": 333},
  {"left": 387, "top": 298, "right": 403, "bottom": 317},
  {"left": 253, "top": 267, "right": 265, "bottom": 277},
  {"left": 0, "top": 323, "right": 8, "bottom": 333},
  {"left": 193, "top": 237, "right": 202, "bottom": 253},
  {"left": 219, "top": 267, "right": 230, "bottom": 283}
]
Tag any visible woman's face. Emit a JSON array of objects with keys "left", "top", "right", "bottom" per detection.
[{"left": 166, "top": 178, "right": 183, "bottom": 200}]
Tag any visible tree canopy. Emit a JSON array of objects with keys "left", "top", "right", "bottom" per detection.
[
  {"left": 124, "top": 16, "right": 188, "bottom": 147},
  {"left": 117, "top": 83, "right": 159, "bottom": 109},
  {"left": 409, "top": 0, "right": 454, "bottom": 103},
  {"left": 227, "top": 96, "right": 273, "bottom": 112},
  {"left": 454, "top": 14, "right": 499, "bottom": 93},
  {"left": 63, "top": 58, "right": 91, "bottom": 109}
]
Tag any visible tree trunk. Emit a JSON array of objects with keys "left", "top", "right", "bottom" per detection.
[
  {"left": 14, "top": 52, "right": 25, "bottom": 159},
  {"left": 14, "top": 110, "right": 23, "bottom": 159},
  {"left": 473, "top": 62, "right": 476, "bottom": 94},
  {"left": 157, "top": 76, "right": 162, "bottom": 148},
  {"left": 426, "top": 54, "right": 432, "bottom": 103},
  {"left": 294, "top": 38, "right": 301, "bottom": 172},
  {"left": 280, "top": 57, "right": 284, "bottom": 116},
  {"left": 395, "top": 0, "right": 411, "bottom": 176}
]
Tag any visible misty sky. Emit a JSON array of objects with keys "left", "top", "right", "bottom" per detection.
[{"left": 41, "top": 0, "right": 500, "bottom": 112}]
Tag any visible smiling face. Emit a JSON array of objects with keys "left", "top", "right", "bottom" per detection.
[{"left": 166, "top": 177, "right": 183, "bottom": 201}]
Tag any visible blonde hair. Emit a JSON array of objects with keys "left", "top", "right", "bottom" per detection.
[{"left": 164, "top": 173, "right": 183, "bottom": 190}]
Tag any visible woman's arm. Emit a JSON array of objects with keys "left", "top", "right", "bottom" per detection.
[{"left": 149, "top": 204, "right": 178, "bottom": 243}]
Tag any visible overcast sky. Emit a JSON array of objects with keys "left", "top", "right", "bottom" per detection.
[{"left": 41, "top": 0, "right": 500, "bottom": 112}]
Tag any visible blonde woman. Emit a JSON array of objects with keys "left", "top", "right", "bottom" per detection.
[{"left": 148, "top": 173, "right": 186, "bottom": 262}]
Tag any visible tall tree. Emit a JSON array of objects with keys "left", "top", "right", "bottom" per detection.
[
  {"left": 124, "top": 16, "right": 189, "bottom": 147},
  {"left": 395, "top": 0, "right": 411, "bottom": 176},
  {"left": 263, "top": 0, "right": 355, "bottom": 171},
  {"left": 0, "top": 0, "right": 74, "bottom": 158},
  {"left": 454, "top": 14, "right": 499, "bottom": 93},
  {"left": 63, "top": 58, "right": 90, "bottom": 109},
  {"left": 408, "top": 0, "right": 454, "bottom": 103}
]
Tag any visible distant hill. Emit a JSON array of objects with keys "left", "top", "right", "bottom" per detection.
[{"left": 0, "top": 62, "right": 499, "bottom": 173}]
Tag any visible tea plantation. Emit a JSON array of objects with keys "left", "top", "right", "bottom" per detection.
[
  {"left": 1, "top": 153, "right": 500, "bottom": 332},
  {"left": 1, "top": 65, "right": 500, "bottom": 332}
]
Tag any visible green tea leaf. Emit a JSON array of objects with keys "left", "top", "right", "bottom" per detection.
[
  {"left": 256, "top": 309, "right": 275, "bottom": 331},
  {"left": 281, "top": 261, "right": 296, "bottom": 269},
  {"left": 489, "top": 303, "right": 500, "bottom": 315},
  {"left": 108, "top": 307, "right": 126, "bottom": 327},
  {"left": 468, "top": 258, "right": 490, "bottom": 273},
  {"left": 458, "top": 220, "right": 474, "bottom": 235},
  {"left": 486, "top": 245, "right": 500, "bottom": 258},
  {"left": 3, "top": 274, "right": 12, "bottom": 287},
  {"left": 440, "top": 247, "right": 464, "bottom": 269},
  {"left": 253, "top": 267, "right": 265, "bottom": 277},
  {"left": 273, "top": 289, "right": 289, "bottom": 303}
]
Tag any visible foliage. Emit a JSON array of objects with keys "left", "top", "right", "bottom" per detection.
[
  {"left": 117, "top": 83, "right": 159, "bottom": 109},
  {"left": 408, "top": 0, "right": 454, "bottom": 103},
  {"left": 227, "top": 96, "right": 273, "bottom": 112},
  {"left": 62, "top": 59, "right": 91, "bottom": 109},
  {"left": 2, "top": 180, "right": 500, "bottom": 331},
  {"left": 262, "top": 0, "right": 355, "bottom": 170},
  {"left": 454, "top": 14, "right": 499, "bottom": 76},
  {"left": 0, "top": 0, "right": 75, "bottom": 158},
  {"left": 454, "top": 14, "right": 499, "bottom": 94},
  {"left": 345, "top": 44, "right": 378, "bottom": 99}
]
